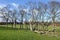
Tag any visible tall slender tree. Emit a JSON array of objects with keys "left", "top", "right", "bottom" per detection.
[{"left": 18, "top": 5, "right": 26, "bottom": 29}]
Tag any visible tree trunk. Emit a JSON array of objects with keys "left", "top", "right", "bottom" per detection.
[
  {"left": 20, "top": 23, "right": 21, "bottom": 29},
  {"left": 30, "top": 23, "right": 33, "bottom": 31},
  {"left": 12, "top": 19, "right": 13, "bottom": 29},
  {"left": 6, "top": 18, "right": 8, "bottom": 28},
  {"left": 53, "top": 22, "right": 55, "bottom": 32},
  {"left": 14, "top": 19, "right": 16, "bottom": 28}
]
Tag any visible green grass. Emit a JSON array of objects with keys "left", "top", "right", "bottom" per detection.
[
  {"left": 0, "top": 27, "right": 60, "bottom": 40},
  {"left": 0, "top": 25, "right": 60, "bottom": 40},
  {"left": 0, "top": 30, "right": 60, "bottom": 40},
  {"left": 47, "top": 26, "right": 60, "bottom": 32}
]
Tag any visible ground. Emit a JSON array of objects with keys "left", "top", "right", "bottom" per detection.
[
  {"left": 0, "top": 30, "right": 60, "bottom": 40},
  {"left": 0, "top": 25, "right": 60, "bottom": 40}
]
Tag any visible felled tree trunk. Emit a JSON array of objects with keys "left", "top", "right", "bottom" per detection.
[{"left": 12, "top": 18, "right": 16, "bottom": 29}]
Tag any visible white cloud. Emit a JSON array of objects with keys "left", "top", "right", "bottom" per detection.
[
  {"left": 12, "top": 3, "right": 18, "bottom": 8},
  {"left": 33, "top": 9, "right": 39, "bottom": 13},
  {"left": 56, "top": 10, "right": 60, "bottom": 14},
  {"left": 0, "top": 4, "right": 6, "bottom": 9},
  {"left": 23, "top": 8, "right": 29, "bottom": 13},
  {"left": 0, "top": 4, "right": 6, "bottom": 17},
  {"left": 0, "top": 4, "right": 7, "bottom": 22},
  {"left": 23, "top": 9, "right": 27, "bottom": 12},
  {"left": 0, "top": 14, "right": 3, "bottom": 16}
]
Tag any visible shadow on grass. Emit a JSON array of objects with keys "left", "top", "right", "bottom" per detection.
[
  {"left": 0, "top": 26, "right": 19, "bottom": 30},
  {"left": 0, "top": 26, "right": 30, "bottom": 30}
]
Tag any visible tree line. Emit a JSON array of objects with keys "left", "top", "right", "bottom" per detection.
[{"left": 0, "top": 1, "right": 60, "bottom": 32}]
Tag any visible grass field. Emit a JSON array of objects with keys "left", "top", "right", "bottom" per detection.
[
  {"left": 0, "top": 25, "right": 60, "bottom": 40},
  {"left": 0, "top": 29, "right": 60, "bottom": 40}
]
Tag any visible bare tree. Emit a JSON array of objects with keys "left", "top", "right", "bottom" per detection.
[
  {"left": 49, "top": 1, "right": 60, "bottom": 32},
  {"left": 18, "top": 5, "right": 27, "bottom": 29},
  {"left": 12, "top": 9, "right": 17, "bottom": 28},
  {"left": 1, "top": 6, "right": 9, "bottom": 28},
  {"left": 28, "top": 2, "right": 38, "bottom": 31}
]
